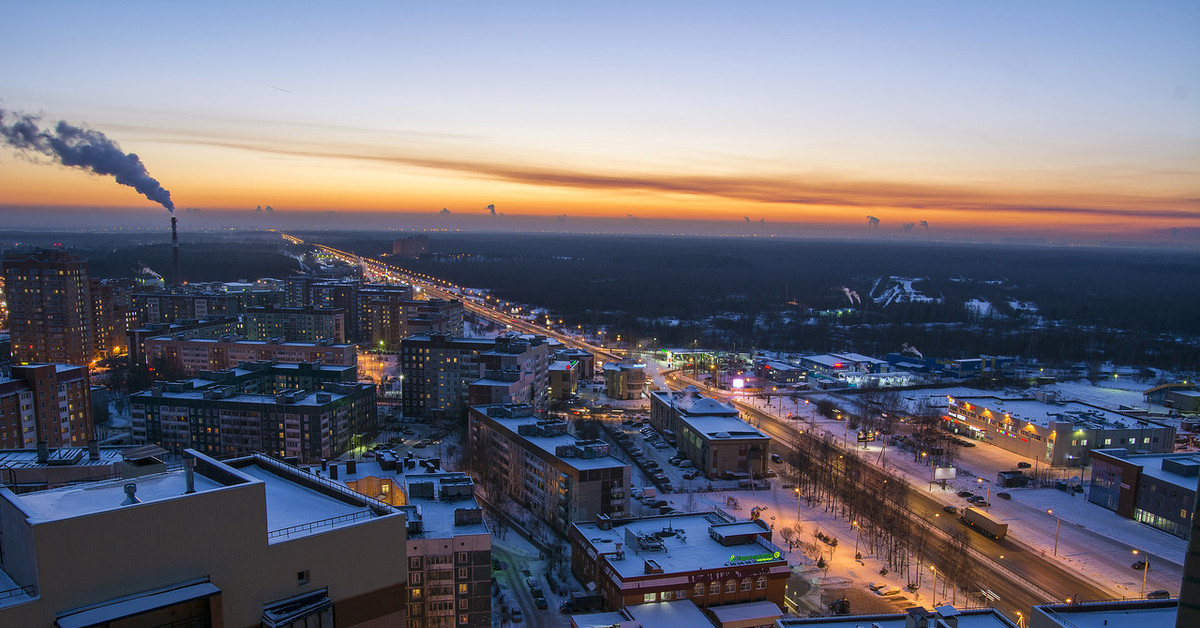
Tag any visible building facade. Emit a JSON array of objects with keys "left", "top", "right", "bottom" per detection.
[
  {"left": 1088, "top": 448, "right": 1199, "bottom": 539},
  {"left": 649, "top": 387, "right": 770, "bottom": 479},
  {"left": 130, "top": 362, "right": 375, "bottom": 462},
  {"left": 946, "top": 395, "right": 1176, "bottom": 466},
  {"left": 0, "top": 364, "right": 92, "bottom": 450},
  {"left": 2, "top": 250, "right": 94, "bottom": 366},
  {"left": 142, "top": 336, "right": 356, "bottom": 377},
  {"left": 402, "top": 334, "right": 551, "bottom": 421},
  {"left": 242, "top": 305, "right": 346, "bottom": 343},
  {"left": 468, "top": 404, "right": 630, "bottom": 534},
  {"left": 603, "top": 362, "right": 647, "bottom": 401}
]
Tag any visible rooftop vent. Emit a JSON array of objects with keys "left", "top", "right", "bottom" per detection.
[{"left": 121, "top": 483, "right": 141, "bottom": 506}]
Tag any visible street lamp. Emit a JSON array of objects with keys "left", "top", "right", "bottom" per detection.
[
  {"left": 1133, "top": 549, "right": 1149, "bottom": 597},
  {"left": 794, "top": 487, "right": 802, "bottom": 521},
  {"left": 929, "top": 565, "right": 938, "bottom": 605},
  {"left": 977, "top": 477, "right": 991, "bottom": 511},
  {"left": 1048, "top": 509, "right": 1061, "bottom": 556},
  {"left": 852, "top": 520, "right": 861, "bottom": 559}
]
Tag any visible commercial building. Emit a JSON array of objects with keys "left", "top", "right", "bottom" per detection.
[
  {"left": 1030, "top": 599, "right": 1179, "bottom": 628},
  {"left": 402, "top": 334, "right": 552, "bottom": 421},
  {"left": 557, "top": 348, "right": 596, "bottom": 381},
  {"left": 778, "top": 605, "right": 1018, "bottom": 627},
  {"left": 141, "top": 335, "right": 356, "bottom": 377},
  {"left": 468, "top": 403, "right": 630, "bottom": 534},
  {"left": 946, "top": 395, "right": 1176, "bottom": 466},
  {"left": 569, "top": 510, "right": 789, "bottom": 612},
  {"left": 130, "top": 361, "right": 376, "bottom": 462},
  {"left": 1087, "top": 448, "right": 1199, "bottom": 539},
  {"left": 336, "top": 455, "right": 492, "bottom": 628},
  {"left": 549, "top": 360, "right": 581, "bottom": 400},
  {"left": 0, "top": 450, "right": 408, "bottom": 627},
  {"left": 755, "top": 360, "right": 805, "bottom": 385},
  {"left": 649, "top": 387, "right": 770, "bottom": 479},
  {"left": 242, "top": 305, "right": 346, "bottom": 343},
  {"left": 603, "top": 362, "right": 647, "bottom": 400},
  {"left": 2, "top": 250, "right": 94, "bottom": 366},
  {"left": 0, "top": 364, "right": 92, "bottom": 450},
  {"left": 800, "top": 353, "right": 889, "bottom": 380}
]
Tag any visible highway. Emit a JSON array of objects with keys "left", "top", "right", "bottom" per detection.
[{"left": 286, "top": 233, "right": 1117, "bottom": 621}]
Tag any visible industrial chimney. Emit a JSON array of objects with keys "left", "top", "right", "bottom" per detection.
[{"left": 171, "top": 215, "right": 181, "bottom": 285}]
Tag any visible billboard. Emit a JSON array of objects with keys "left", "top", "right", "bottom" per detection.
[{"left": 933, "top": 467, "right": 957, "bottom": 480}]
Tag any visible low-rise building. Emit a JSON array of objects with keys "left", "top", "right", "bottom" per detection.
[
  {"left": 0, "top": 364, "right": 92, "bottom": 450},
  {"left": 778, "top": 605, "right": 1018, "bottom": 627},
  {"left": 649, "top": 387, "right": 770, "bottom": 479},
  {"left": 1030, "top": 599, "right": 1179, "bottom": 628},
  {"left": 946, "top": 395, "right": 1176, "bottom": 466},
  {"left": 1088, "top": 448, "right": 1199, "bottom": 539},
  {"left": 755, "top": 360, "right": 805, "bottom": 384},
  {"left": 468, "top": 403, "right": 630, "bottom": 534},
  {"left": 142, "top": 335, "right": 356, "bottom": 377},
  {"left": 569, "top": 510, "right": 789, "bottom": 612},
  {"left": 549, "top": 360, "right": 580, "bottom": 400},
  {"left": 0, "top": 450, "right": 408, "bottom": 627},
  {"left": 0, "top": 443, "right": 167, "bottom": 493},
  {"left": 604, "top": 362, "right": 647, "bottom": 400},
  {"left": 130, "top": 361, "right": 376, "bottom": 462}
]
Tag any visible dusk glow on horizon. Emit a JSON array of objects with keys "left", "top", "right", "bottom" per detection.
[{"left": 1, "top": 1, "right": 1197, "bottom": 242}]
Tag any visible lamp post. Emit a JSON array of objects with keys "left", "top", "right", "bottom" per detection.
[
  {"left": 1048, "top": 509, "right": 1061, "bottom": 556},
  {"left": 1133, "top": 549, "right": 1148, "bottom": 597},
  {"left": 929, "top": 565, "right": 938, "bottom": 605},
  {"left": 852, "top": 520, "right": 861, "bottom": 559},
  {"left": 794, "top": 487, "right": 802, "bottom": 521},
  {"left": 977, "top": 477, "right": 991, "bottom": 511}
]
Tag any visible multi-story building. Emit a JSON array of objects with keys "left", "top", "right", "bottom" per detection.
[
  {"left": 402, "top": 334, "right": 552, "bottom": 421},
  {"left": 780, "top": 606, "right": 1018, "bottom": 627},
  {"left": 649, "top": 387, "right": 770, "bottom": 479},
  {"left": 0, "top": 450, "right": 408, "bottom": 627},
  {"left": 603, "top": 362, "right": 647, "bottom": 400},
  {"left": 556, "top": 348, "right": 595, "bottom": 381},
  {"left": 549, "top": 360, "right": 580, "bottom": 401},
  {"left": 360, "top": 290, "right": 463, "bottom": 350},
  {"left": 242, "top": 305, "right": 346, "bottom": 343},
  {"left": 142, "top": 336, "right": 356, "bottom": 377},
  {"left": 89, "top": 279, "right": 136, "bottom": 358},
  {"left": 0, "top": 442, "right": 167, "bottom": 493},
  {"left": 569, "top": 510, "right": 789, "bottom": 612},
  {"left": 338, "top": 456, "right": 492, "bottom": 628},
  {"left": 1087, "top": 448, "right": 1199, "bottom": 539},
  {"left": 126, "top": 317, "right": 241, "bottom": 369},
  {"left": 945, "top": 395, "right": 1176, "bottom": 466},
  {"left": 2, "top": 250, "right": 94, "bottom": 366},
  {"left": 393, "top": 234, "right": 430, "bottom": 257},
  {"left": 130, "top": 361, "right": 375, "bottom": 462},
  {"left": 0, "top": 364, "right": 92, "bottom": 450},
  {"left": 468, "top": 403, "right": 630, "bottom": 534},
  {"left": 133, "top": 290, "right": 249, "bottom": 325}
]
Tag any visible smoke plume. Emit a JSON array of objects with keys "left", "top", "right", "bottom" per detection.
[
  {"left": 0, "top": 108, "right": 175, "bottom": 212},
  {"left": 486, "top": 203, "right": 496, "bottom": 215}
]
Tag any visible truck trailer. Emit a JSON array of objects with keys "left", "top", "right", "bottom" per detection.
[{"left": 961, "top": 506, "right": 1008, "bottom": 540}]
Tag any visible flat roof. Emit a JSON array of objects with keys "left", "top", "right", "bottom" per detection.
[
  {"left": 626, "top": 599, "right": 710, "bottom": 627},
  {"left": 133, "top": 388, "right": 359, "bottom": 407},
  {"left": 234, "top": 464, "right": 372, "bottom": 536},
  {"left": 706, "top": 600, "right": 781, "bottom": 623},
  {"left": 779, "top": 607, "right": 1018, "bottom": 627},
  {"left": 0, "top": 447, "right": 125, "bottom": 468},
  {"left": 1033, "top": 601, "right": 1177, "bottom": 628},
  {"left": 950, "top": 396, "right": 1164, "bottom": 431},
  {"left": 573, "top": 512, "right": 784, "bottom": 579},
  {"left": 333, "top": 458, "right": 488, "bottom": 538},
  {"left": 475, "top": 408, "right": 629, "bottom": 472},
  {"left": 681, "top": 415, "right": 770, "bottom": 441},
  {"left": 15, "top": 471, "right": 225, "bottom": 522}
]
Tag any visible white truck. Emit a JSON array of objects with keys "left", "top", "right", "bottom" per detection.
[{"left": 961, "top": 507, "right": 1008, "bottom": 540}]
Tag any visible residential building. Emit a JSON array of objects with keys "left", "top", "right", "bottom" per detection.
[
  {"left": 242, "top": 305, "right": 346, "bottom": 343},
  {"left": 360, "top": 290, "right": 463, "bottom": 350},
  {"left": 468, "top": 404, "right": 630, "bottom": 534},
  {"left": 133, "top": 290, "right": 249, "bottom": 325},
  {"left": 89, "top": 279, "right": 136, "bottom": 358},
  {"left": 336, "top": 455, "right": 492, "bottom": 628},
  {"left": 946, "top": 395, "right": 1175, "bottom": 466},
  {"left": 0, "top": 364, "right": 92, "bottom": 450},
  {"left": 1088, "top": 448, "right": 1199, "bottom": 539},
  {"left": 0, "top": 450, "right": 408, "bottom": 627},
  {"left": 549, "top": 360, "right": 580, "bottom": 400},
  {"left": 393, "top": 234, "right": 430, "bottom": 257},
  {"left": 0, "top": 443, "right": 167, "bottom": 493},
  {"left": 126, "top": 317, "right": 240, "bottom": 369},
  {"left": 569, "top": 510, "right": 789, "bottom": 612},
  {"left": 402, "top": 334, "right": 552, "bottom": 421},
  {"left": 130, "top": 361, "right": 375, "bottom": 462},
  {"left": 603, "top": 362, "right": 647, "bottom": 400},
  {"left": 649, "top": 387, "right": 770, "bottom": 479},
  {"left": 2, "top": 250, "right": 94, "bottom": 366},
  {"left": 142, "top": 335, "right": 356, "bottom": 377}
]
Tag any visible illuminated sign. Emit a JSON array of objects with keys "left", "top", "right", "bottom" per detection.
[
  {"left": 728, "top": 551, "right": 781, "bottom": 563},
  {"left": 732, "top": 378, "right": 745, "bottom": 389}
]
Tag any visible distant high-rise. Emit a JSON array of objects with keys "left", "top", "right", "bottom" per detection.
[
  {"left": 2, "top": 250, "right": 94, "bottom": 366},
  {"left": 392, "top": 234, "right": 429, "bottom": 258},
  {"left": 0, "top": 363, "right": 93, "bottom": 449}
]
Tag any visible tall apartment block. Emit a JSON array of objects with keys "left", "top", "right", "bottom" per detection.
[
  {"left": 130, "top": 361, "right": 375, "bottom": 462},
  {"left": 0, "top": 450, "right": 408, "bottom": 627},
  {"left": 468, "top": 403, "right": 630, "bottom": 535},
  {"left": 393, "top": 234, "right": 430, "bottom": 257},
  {"left": 2, "top": 250, "right": 94, "bottom": 366},
  {"left": 0, "top": 364, "right": 92, "bottom": 450},
  {"left": 242, "top": 305, "right": 346, "bottom": 342},
  {"left": 402, "top": 334, "right": 551, "bottom": 421},
  {"left": 89, "top": 279, "right": 136, "bottom": 358},
  {"left": 142, "top": 336, "right": 356, "bottom": 378}
]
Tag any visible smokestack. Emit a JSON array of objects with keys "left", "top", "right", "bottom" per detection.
[
  {"left": 36, "top": 441, "right": 48, "bottom": 463},
  {"left": 171, "top": 216, "right": 181, "bottom": 286},
  {"left": 88, "top": 439, "right": 100, "bottom": 461}
]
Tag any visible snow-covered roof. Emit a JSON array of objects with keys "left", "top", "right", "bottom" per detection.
[
  {"left": 778, "top": 607, "right": 1018, "bottom": 627},
  {"left": 477, "top": 409, "right": 629, "bottom": 472},
  {"left": 1032, "top": 601, "right": 1177, "bottom": 628},
  {"left": 949, "top": 396, "right": 1166, "bottom": 431},
  {"left": 625, "top": 599, "right": 711, "bottom": 626},
  {"left": 705, "top": 600, "right": 781, "bottom": 624},
  {"left": 0, "top": 447, "right": 125, "bottom": 468},
  {"left": 15, "top": 471, "right": 225, "bottom": 522}
]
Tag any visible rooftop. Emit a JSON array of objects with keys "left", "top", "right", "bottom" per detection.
[
  {"left": 625, "top": 599, "right": 711, "bottom": 627},
  {"left": 573, "top": 511, "right": 785, "bottom": 579},
  {"left": 331, "top": 458, "right": 488, "bottom": 538},
  {"left": 15, "top": 470, "right": 225, "bottom": 522},
  {"left": 474, "top": 405, "right": 629, "bottom": 472},
  {"left": 0, "top": 447, "right": 126, "bottom": 469},
  {"left": 949, "top": 395, "right": 1168, "bottom": 431},
  {"left": 1092, "top": 449, "right": 1200, "bottom": 491},
  {"left": 1033, "top": 599, "right": 1178, "bottom": 628},
  {"left": 779, "top": 605, "right": 1018, "bottom": 627}
]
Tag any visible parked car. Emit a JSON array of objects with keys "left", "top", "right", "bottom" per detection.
[
  {"left": 683, "top": 470, "right": 698, "bottom": 480},
  {"left": 535, "top": 597, "right": 549, "bottom": 610},
  {"left": 1146, "top": 589, "right": 1171, "bottom": 600},
  {"left": 957, "top": 491, "right": 974, "bottom": 498},
  {"left": 1132, "top": 560, "right": 1148, "bottom": 570},
  {"left": 997, "top": 492, "right": 1012, "bottom": 500},
  {"left": 679, "top": 460, "right": 693, "bottom": 468},
  {"left": 653, "top": 442, "right": 670, "bottom": 449},
  {"left": 492, "top": 558, "right": 503, "bottom": 571},
  {"left": 530, "top": 586, "right": 544, "bottom": 598},
  {"left": 770, "top": 453, "right": 784, "bottom": 463},
  {"left": 1017, "top": 462, "right": 1032, "bottom": 468},
  {"left": 511, "top": 609, "right": 523, "bottom": 623},
  {"left": 943, "top": 505, "right": 958, "bottom": 514}
]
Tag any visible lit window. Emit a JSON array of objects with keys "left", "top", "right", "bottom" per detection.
[{"left": 643, "top": 593, "right": 657, "bottom": 603}]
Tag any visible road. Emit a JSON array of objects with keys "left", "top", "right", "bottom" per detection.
[{"left": 286, "top": 233, "right": 1119, "bottom": 621}]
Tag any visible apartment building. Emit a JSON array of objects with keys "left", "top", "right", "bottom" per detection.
[
  {"left": 130, "top": 361, "right": 375, "bottom": 462},
  {"left": 0, "top": 450, "right": 408, "bottom": 627},
  {"left": 649, "top": 387, "right": 770, "bottom": 479},
  {"left": 402, "top": 334, "right": 552, "bottom": 421},
  {"left": 468, "top": 403, "right": 630, "bottom": 535},
  {"left": 603, "top": 362, "right": 647, "bottom": 401},
  {"left": 126, "top": 317, "right": 241, "bottom": 370},
  {"left": 142, "top": 335, "right": 356, "bottom": 377},
  {"left": 242, "top": 305, "right": 346, "bottom": 343},
  {"left": 0, "top": 364, "right": 92, "bottom": 450},
  {"left": 2, "top": 250, "right": 94, "bottom": 366}
]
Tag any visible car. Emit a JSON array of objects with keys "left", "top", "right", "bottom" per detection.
[
  {"left": 877, "top": 586, "right": 902, "bottom": 597},
  {"left": 997, "top": 492, "right": 1012, "bottom": 500},
  {"left": 957, "top": 491, "right": 974, "bottom": 498},
  {"left": 867, "top": 582, "right": 887, "bottom": 592},
  {"left": 661, "top": 483, "right": 674, "bottom": 492},
  {"left": 683, "top": 470, "right": 699, "bottom": 480},
  {"left": 653, "top": 442, "right": 670, "bottom": 449},
  {"left": 770, "top": 453, "right": 784, "bottom": 463},
  {"left": 492, "top": 558, "right": 504, "bottom": 571},
  {"left": 974, "top": 501, "right": 990, "bottom": 508},
  {"left": 535, "top": 596, "right": 549, "bottom": 609},
  {"left": 511, "top": 609, "right": 524, "bottom": 623},
  {"left": 679, "top": 459, "right": 693, "bottom": 468},
  {"left": 1017, "top": 462, "right": 1032, "bottom": 468},
  {"left": 1146, "top": 589, "right": 1171, "bottom": 599},
  {"left": 530, "top": 586, "right": 544, "bottom": 598},
  {"left": 1132, "top": 560, "right": 1148, "bottom": 570},
  {"left": 968, "top": 495, "right": 985, "bottom": 503},
  {"left": 943, "top": 505, "right": 958, "bottom": 514}
]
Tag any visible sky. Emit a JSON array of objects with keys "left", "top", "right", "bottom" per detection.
[{"left": 0, "top": 1, "right": 1197, "bottom": 242}]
